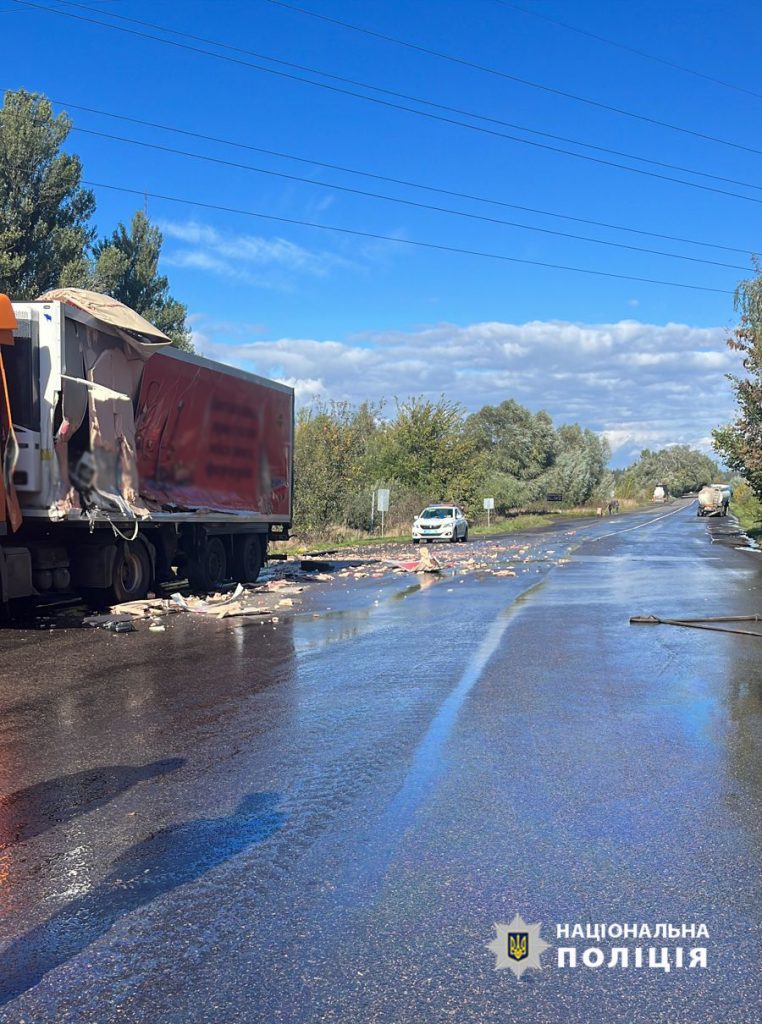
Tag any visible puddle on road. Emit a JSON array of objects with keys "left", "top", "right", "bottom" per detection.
[
  {"left": 291, "top": 575, "right": 450, "bottom": 654},
  {"left": 572, "top": 554, "right": 724, "bottom": 563},
  {"left": 707, "top": 517, "right": 760, "bottom": 553},
  {"left": 330, "top": 580, "right": 546, "bottom": 907}
]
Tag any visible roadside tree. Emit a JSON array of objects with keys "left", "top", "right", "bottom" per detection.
[
  {"left": 84, "top": 210, "right": 192, "bottom": 351},
  {"left": 369, "top": 397, "right": 484, "bottom": 513},
  {"left": 293, "top": 401, "right": 379, "bottom": 534},
  {"left": 0, "top": 89, "right": 95, "bottom": 298},
  {"left": 713, "top": 269, "right": 762, "bottom": 497},
  {"left": 465, "top": 400, "right": 556, "bottom": 479},
  {"left": 538, "top": 424, "right": 610, "bottom": 507}
]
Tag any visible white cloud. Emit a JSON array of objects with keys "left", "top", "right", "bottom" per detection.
[
  {"left": 278, "top": 376, "right": 325, "bottom": 402},
  {"left": 189, "top": 317, "right": 737, "bottom": 466},
  {"left": 160, "top": 219, "right": 349, "bottom": 287}
]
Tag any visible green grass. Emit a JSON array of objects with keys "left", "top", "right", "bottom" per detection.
[
  {"left": 731, "top": 484, "right": 762, "bottom": 543},
  {"left": 470, "top": 513, "right": 575, "bottom": 536}
]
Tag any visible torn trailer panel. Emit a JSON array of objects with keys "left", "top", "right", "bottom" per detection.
[{"left": 7, "top": 295, "right": 163, "bottom": 519}]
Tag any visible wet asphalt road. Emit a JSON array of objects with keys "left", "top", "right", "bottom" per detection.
[{"left": 0, "top": 502, "right": 760, "bottom": 1023}]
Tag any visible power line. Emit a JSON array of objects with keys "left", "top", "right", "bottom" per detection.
[
  {"left": 11, "top": 5, "right": 762, "bottom": 222},
  {"left": 493, "top": 0, "right": 762, "bottom": 104},
  {"left": 18, "top": 0, "right": 762, "bottom": 179},
  {"left": 260, "top": 0, "right": 762, "bottom": 159},
  {"left": 57, "top": 98, "right": 754, "bottom": 256},
  {"left": 70, "top": 124, "right": 752, "bottom": 273},
  {"left": 82, "top": 179, "right": 736, "bottom": 295},
  {"left": 56, "top": 95, "right": 762, "bottom": 210}
]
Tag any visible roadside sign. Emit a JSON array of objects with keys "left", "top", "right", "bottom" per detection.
[
  {"left": 546, "top": 493, "right": 563, "bottom": 502},
  {"left": 375, "top": 488, "right": 390, "bottom": 536},
  {"left": 483, "top": 496, "right": 494, "bottom": 527}
]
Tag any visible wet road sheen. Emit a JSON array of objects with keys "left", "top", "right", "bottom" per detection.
[{"left": 0, "top": 503, "right": 760, "bottom": 1022}]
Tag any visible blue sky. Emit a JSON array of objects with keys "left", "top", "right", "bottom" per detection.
[{"left": 2, "top": 0, "right": 759, "bottom": 464}]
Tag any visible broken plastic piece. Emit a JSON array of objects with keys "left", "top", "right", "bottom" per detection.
[{"left": 60, "top": 374, "right": 130, "bottom": 403}]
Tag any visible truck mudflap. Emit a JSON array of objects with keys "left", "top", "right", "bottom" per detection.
[{"left": 0, "top": 546, "right": 33, "bottom": 602}]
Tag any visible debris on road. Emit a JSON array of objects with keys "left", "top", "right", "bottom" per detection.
[
  {"left": 33, "top": 532, "right": 581, "bottom": 634},
  {"left": 82, "top": 615, "right": 137, "bottom": 634},
  {"left": 386, "top": 547, "right": 443, "bottom": 574},
  {"left": 630, "top": 613, "right": 762, "bottom": 637},
  {"left": 169, "top": 585, "right": 265, "bottom": 619}
]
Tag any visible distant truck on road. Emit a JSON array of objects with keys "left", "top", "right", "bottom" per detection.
[
  {"left": 652, "top": 485, "right": 669, "bottom": 503},
  {"left": 0, "top": 289, "right": 294, "bottom": 608},
  {"left": 697, "top": 484, "right": 731, "bottom": 517}
]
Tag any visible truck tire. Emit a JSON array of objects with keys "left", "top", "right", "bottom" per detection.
[
  {"left": 188, "top": 537, "right": 227, "bottom": 593},
  {"left": 233, "top": 535, "right": 264, "bottom": 584},
  {"left": 110, "top": 540, "right": 152, "bottom": 604}
]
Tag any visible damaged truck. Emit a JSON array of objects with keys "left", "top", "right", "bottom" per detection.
[{"left": 0, "top": 289, "right": 293, "bottom": 608}]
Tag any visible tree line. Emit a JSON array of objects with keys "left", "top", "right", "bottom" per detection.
[
  {"left": 295, "top": 397, "right": 724, "bottom": 537},
  {"left": 614, "top": 446, "right": 719, "bottom": 502}
]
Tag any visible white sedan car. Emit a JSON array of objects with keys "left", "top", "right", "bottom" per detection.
[{"left": 412, "top": 504, "right": 469, "bottom": 543}]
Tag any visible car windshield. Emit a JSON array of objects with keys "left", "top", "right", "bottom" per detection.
[{"left": 421, "top": 508, "right": 453, "bottom": 519}]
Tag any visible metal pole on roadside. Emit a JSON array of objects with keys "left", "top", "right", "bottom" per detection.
[
  {"left": 377, "top": 488, "right": 390, "bottom": 538},
  {"left": 483, "top": 497, "right": 494, "bottom": 529}
]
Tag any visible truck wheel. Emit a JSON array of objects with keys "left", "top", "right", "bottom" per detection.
[
  {"left": 110, "top": 541, "right": 152, "bottom": 604},
  {"left": 233, "top": 535, "right": 263, "bottom": 584},
  {"left": 188, "top": 537, "right": 227, "bottom": 593}
]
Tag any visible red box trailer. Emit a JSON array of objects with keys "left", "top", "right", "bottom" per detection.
[
  {"left": 0, "top": 289, "right": 294, "bottom": 605},
  {"left": 135, "top": 349, "right": 293, "bottom": 518}
]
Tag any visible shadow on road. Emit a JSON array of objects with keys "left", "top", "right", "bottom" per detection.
[
  {"left": 0, "top": 759, "right": 185, "bottom": 848},
  {"left": 0, "top": 791, "right": 284, "bottom": 1006}
]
